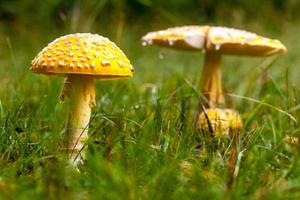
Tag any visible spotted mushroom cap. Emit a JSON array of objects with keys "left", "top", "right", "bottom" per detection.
[
  {"left": 207, "top": 26, "right": 287, "bottom": 56},
  {"left": 142, "top": 26, "right": 209, "bottom": 51},
  {"left": 196, "top": 108, "right": 243, "bottom": 137},
  {"left": 142, "top": 25, "right": 287, "bottom": 56},
  {"left": 31, "top": 33, "right": 134, "bottom": 79}
]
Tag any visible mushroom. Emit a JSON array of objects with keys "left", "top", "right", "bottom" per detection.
[
  {"left": 31, "top": 33, "right": 134, "bottom": 165},
  {"left": 196, "top": 107, "right": 244, "bottom": 187},
  {"left": 142, "top": 25, "right": 287, "bottom": 107}
]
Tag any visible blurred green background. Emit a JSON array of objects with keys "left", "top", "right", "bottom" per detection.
[
  {"left": 1, "top": 0, "right": 300, "bottom": 114},
  {"left": 1, "top": 0, "right": 300, "bottom": 92},
  {"left": 0, "top": 0, "right": 300, "bottom": 199}
]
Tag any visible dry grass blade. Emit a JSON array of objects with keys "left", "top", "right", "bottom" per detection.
[{"left": 227, "top": 93, "right": 297, "bottom": 123}]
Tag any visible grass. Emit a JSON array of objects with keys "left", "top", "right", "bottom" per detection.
[{"left": 0, "top": 8, "right": 300, "bottom": 199}]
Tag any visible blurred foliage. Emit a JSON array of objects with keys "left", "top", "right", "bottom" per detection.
[{"left": 1, "top": 0, "right": 300, "bottom": 29}]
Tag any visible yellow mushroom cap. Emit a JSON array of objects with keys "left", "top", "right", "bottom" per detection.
[
  {"left": 142, "top": 25, "right": 287, "bottom": 56},
  {"left": 207, "top": 26, "right": 287, "bottom": 56},
  {"left": 142, "top": 26, "right": 209, "bottom": 51},
  {"left": 31, "top": 33, "right": 134, "bottom": 79},
  {"left": 196, "top": 108, "right": 243, "bottom": 137}
]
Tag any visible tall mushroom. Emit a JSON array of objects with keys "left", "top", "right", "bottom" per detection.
[
  {"left": 142, "top": 25, "right": 287, "bottom": 108},
  {"left": 142, "top": 26, "right": 287, "bottom": 184},
  {"left": 31, "top": 33, "right": 134, "bottom": 165}
]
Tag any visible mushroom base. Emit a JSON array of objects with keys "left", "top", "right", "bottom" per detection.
[
  {"left": 61, "top": 75, "right": 96, "bottom": 165},
  {"left": 200, "top": 51, "right": 224, "bottom": 107}
]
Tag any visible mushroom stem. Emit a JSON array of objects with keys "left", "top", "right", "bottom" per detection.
[
  {"left": 59, "top": 78, "right": 71, "bottom": 101},
  {"left": 61, "top": 75, "right": 96, "bottom": 165},
  {"left": 200, "top": 50, "right": 224, "bottom": 107}
]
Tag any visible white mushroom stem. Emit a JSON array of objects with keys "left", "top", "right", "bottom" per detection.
[
  {"left": 200, "top": 50, "right": 224, "bottom": 107},
  {"left": 60, "top": 75, "right": 96, "bottom": 165}
]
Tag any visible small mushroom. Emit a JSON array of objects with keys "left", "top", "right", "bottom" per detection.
[
  {"left": 196, "top": 108, "right": 242, "bottom": 137},
  {"left": 196, "top": 107, "right": 243, "bottom": 187},
  {"left": 31, "top": 33, "right": 134, "bottom": 165},
  {"left": 142, "top": 25, "right": 287, "bottom": 107}
]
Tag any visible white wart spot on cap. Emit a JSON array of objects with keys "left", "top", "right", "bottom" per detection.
[
  {"left": 118, "top": 61, "right": 125, "bottom": 68},
  {"left": 58, "top": 60, "right": 65, "bottom": 67},
  {"left": 101, "top": 60, "right": 110, "bottom": 67},
  {"left": 94, "top": 52, "right": 100, "bottom": 58}
]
